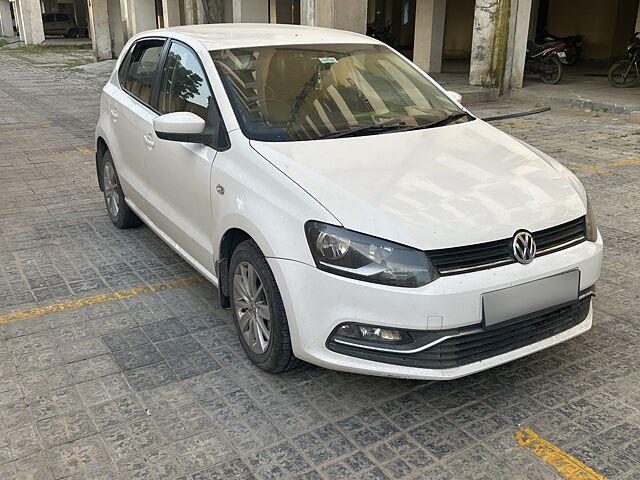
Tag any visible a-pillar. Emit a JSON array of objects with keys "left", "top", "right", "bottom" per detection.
[
  {"left": 16, "top": 0, "right": 44, "bottom": 44},
  {"left": 469, "top": 0, "right": 531, "bottom": 92},
  {"left": 88, "top": 0, "right": 112, "bottom": 60},
  {"left": 0, "top": 0, "right": 14, "bottom": 37},
  {"left": 232, "top": 0, "right": 268, "bottom": 23},
  {"left": 413, "top": 0, "right": 446, "bottom": 73},
  {"left": 161, "top": 0, "right": 180, "bottom": 26},
  {"left": 300, "top": 0, "right": 367, "bottom": 34}
]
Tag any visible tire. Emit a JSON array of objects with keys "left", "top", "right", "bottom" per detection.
[
  {"left": 66, "top": 28, "right": 78, "bottom": 38},
  {"left": 100, "top": 151, "right": 142, "bottom": 229},
  {"left": 229, "top": 240, "right": 302, "bottom": 373},
  {"left": 608, "top": 60, "right": 640, "bottom": 88},
  {"left": 540, "top": 56, "right": 563, "bottom": 84}
]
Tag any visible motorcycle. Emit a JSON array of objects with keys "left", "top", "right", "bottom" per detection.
[
  {"left": 525, "top": 41, "right": 569, "bottom": 84},
  {"left": 538, "top": 29, "right": 582, "bottom": 65},
  {"left": 608, "top": 32, "right": 640, "bottom": 88}
]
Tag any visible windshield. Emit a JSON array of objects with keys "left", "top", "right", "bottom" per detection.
[{"left": 210, "top": 43, "right": 466, "bottom": 142}]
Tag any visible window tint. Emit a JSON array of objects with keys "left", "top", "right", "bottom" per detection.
[
  {"left": 58, "top": 14, "right": 69, "bottom": 21},
  {"left": 43, "top": 14, "right": 55, "bottom": 22},
  {"left": 158, "top": 42, "right": 211, "bottom": 121},
  {"left": 123, "top": 40, "right": 165, "bottom": 106}
]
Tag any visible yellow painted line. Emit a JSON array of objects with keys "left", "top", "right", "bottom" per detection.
[
  {"left": 581, "top": 157, "right": 640, "bottom": 173},
  {"left": 76, "top": 146, "right": 93, "bottom": 155},
  {"left": 515, "top": 429, "right": 608, "bottom": 480},
  {"left": 40, "top": 121, "right": 51, "bottom": 128},
  {"left": 496, "top": 117, "right": 580, "bottom": 129},
  {"left": 0, "top": 277, "right": 206, "bottom": 325}
]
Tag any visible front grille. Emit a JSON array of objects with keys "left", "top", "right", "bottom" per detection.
[
  {"left": 428, "top": 216, "right": 587, "bottom": 275},
  {"left": 327, "top": 296, "right": 591, "bottom": 369}
]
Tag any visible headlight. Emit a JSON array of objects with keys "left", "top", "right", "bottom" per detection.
[
  {"left": 304, "top": 221, "right": 439, "bottom": 287},
  {"left": 585, "top": 196, "right": 598, "bottom": 241}
]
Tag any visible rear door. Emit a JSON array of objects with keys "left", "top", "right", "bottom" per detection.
[
  {"left": 42, "top": 14, "right": 55, "bottom": 35},
  {"left": 108, "top": 38, "right": 166, "bottom": 212},
  {"left": 144, "top": 40, "right": 219, "bottom": 270}
]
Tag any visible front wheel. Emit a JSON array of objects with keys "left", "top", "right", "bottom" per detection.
[
  {"left": 229, "top": 240, "right": 302, "bottom": 373},
  {"left": 65, "top": 28, "right": 78, "bottom": 38},
  {"left": 100, "top": 151, "right": 141, "bottom": 228},
  {"left": 540, "top": 56, "right": 563, "bottom": 84},
  {"left": 608, "top": 60, "right": 640, "bottom": 88}
]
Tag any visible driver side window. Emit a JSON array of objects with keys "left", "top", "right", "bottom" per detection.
[{"left": 158, "top": 42, "right": 212, "bottom": 121}]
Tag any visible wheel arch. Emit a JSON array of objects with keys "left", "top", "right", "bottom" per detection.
[
  {"left": 96, "top": 136, "right": 109, "bottom": 191},
  {"left": 216, "top": 227, "right": 254, "bottom": 308}
]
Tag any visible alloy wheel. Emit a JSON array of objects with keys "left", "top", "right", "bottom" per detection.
[
  {"left": 103, "top": 162, "right": 120, "bottom": 218},
  {"left": 233, "top": 261, "right": 271, "bottom": 354}
]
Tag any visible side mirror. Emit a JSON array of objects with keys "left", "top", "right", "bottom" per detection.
[
  {"left": 154, "top": 112, "right": 206, "bottom": 143},
  {"left": 446, "top": 91, "right": 463, "bottom": 104}
]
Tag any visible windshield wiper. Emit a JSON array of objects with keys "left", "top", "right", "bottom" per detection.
[
  {"left": 320, "top": 122, "right": 409, "bottom": 139},
  {"left": 401, "top": 112, "right": 473, "bottom": 131},
  {"left": 318, "top": 112, "right": 473, "bottom": 140}
]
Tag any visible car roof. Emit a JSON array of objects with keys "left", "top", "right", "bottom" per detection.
[{"left": 153, "top": 23, "right": 381, "bottom": 50}]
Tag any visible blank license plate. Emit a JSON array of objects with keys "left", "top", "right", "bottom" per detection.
[{"left": 482, "top": 270, "right": 580, "bottom": 328}]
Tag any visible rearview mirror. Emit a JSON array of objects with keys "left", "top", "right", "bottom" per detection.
[
  {"left": 154, "top": 112, "right": 206, "bottom": 143},
  {"left": 446, "top": 91, "right": 463, "bottom": 103}
]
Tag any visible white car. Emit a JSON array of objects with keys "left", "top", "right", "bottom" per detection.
[{"left": 95, "top": 24, "right": 603, "bottom": 380}]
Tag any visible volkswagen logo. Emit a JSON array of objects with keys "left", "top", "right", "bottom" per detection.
[{"left": 512, "top": 231, "right": 536, "bottom": 264}]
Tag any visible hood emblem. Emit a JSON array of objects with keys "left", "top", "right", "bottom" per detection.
[{"left": 513, "top": 231, "right": 536, "bottom": 264}]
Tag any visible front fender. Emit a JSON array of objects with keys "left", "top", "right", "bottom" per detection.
[{"left": 211, "top": 131, "right": 338, "bottom": 266}]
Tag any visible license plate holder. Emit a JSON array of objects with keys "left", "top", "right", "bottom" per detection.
[{"left": 482, "top": 270, "right": 580, "bottom": 328}]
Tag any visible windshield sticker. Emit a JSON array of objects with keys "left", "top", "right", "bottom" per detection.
[{"left": 318, "top": 57, "right": 338, "bottom": 64}]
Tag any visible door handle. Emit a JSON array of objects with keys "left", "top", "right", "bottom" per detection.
[
  {"left": 143, "top": 133, "right": 155, "bottom": 149},
  {"left": 110, "top": 108, "right": 118, "bottom": 121}
]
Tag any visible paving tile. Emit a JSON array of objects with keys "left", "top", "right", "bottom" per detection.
[
  {"left": 117, "top": 446, "right": 185, "bottom": 480},
  {"left": 36, "top": 409, "right": 97, "bottom": 447},
  {"left": 48, "top": 435, "right": 112, "bottom": 479},
  {"left": 245, "top": 441, "right": 313, "bottom": 480},
  {"left": 170, "top": 430, "right": 236, "bottom": 472},
  {"left": 153, "top": 404, "right": 214, "bottom": 443},
  {"left": 102, "top": 418, "right": 164, "bottom": 461},
  {"left": 125, "top": 361, "right": 178, "bottom": 391}
]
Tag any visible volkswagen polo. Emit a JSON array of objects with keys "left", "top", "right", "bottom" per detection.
[{"left": 95, "top": 24, "right": 603, "bottom": 380}]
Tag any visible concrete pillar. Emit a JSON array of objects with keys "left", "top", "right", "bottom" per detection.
[
  {"left": 413, "top": 0, "right": 446, "bottom": 73},
  {"left": 232, "top": 0, "right": 268, "bottom": 23},
  {"left": 161, "top": 0, "right": 180, "bottom": 26},
  {"left": 183, "top": 0, "right": 195, "bottom": 24},
  {"left": 88, "top": 0, "right": 112, "bottom": 60},
  {"left": 469, "top": 0, "right": 511, "bottom": 90},
  {"left": 509, "top": 0, "right": 532, "bottom": 89},
  {"left": 0, "top": 0, "right": 14, "bottom": 37},
  {"left": 108, "top": 0, "right": 125, "bottom": 55},
  {"left": 635, "top": 1, "right": 640, "bottom": 33},
  {"left": 14, "top": 0, "right": 26, "bottom": 41},
  {"left": 301, "top": 0, "right": 367, "bottom": 34},
  {"left": 16, "top": 0, "right": 44, "bottom": 44},
  {"left": 129, "top": 0, "right": 156, "bottom": 33},
  {"left": 300, "top": 0, "right": 315, "bottom": 25}
]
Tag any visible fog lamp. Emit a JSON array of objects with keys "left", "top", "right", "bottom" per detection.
[{"left": 334, "top": 324, "right": 411, "bottom": 344}]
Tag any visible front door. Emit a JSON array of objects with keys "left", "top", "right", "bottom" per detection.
[{"left": 144, "top": 41, "right": 217, "bottom": 271}]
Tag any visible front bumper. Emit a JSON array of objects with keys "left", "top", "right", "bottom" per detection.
[{"left": 267, "top": 233, "right": 602, "bottom": 380}]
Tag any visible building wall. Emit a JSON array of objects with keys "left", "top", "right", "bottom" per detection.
[{"left": 442, "top": 0, "right": 474, "bottom": 59}]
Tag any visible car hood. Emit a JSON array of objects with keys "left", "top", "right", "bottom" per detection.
[{"left": 250, "top": 120, "right": 586, "bottom": 250}]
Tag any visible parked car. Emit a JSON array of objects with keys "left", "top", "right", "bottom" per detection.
[
  {"left": 95, "top": 24, "right": 602, "bottom": 380},
  {"left": 42, "top": 13, "right": 78, "bottom": 38}
]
